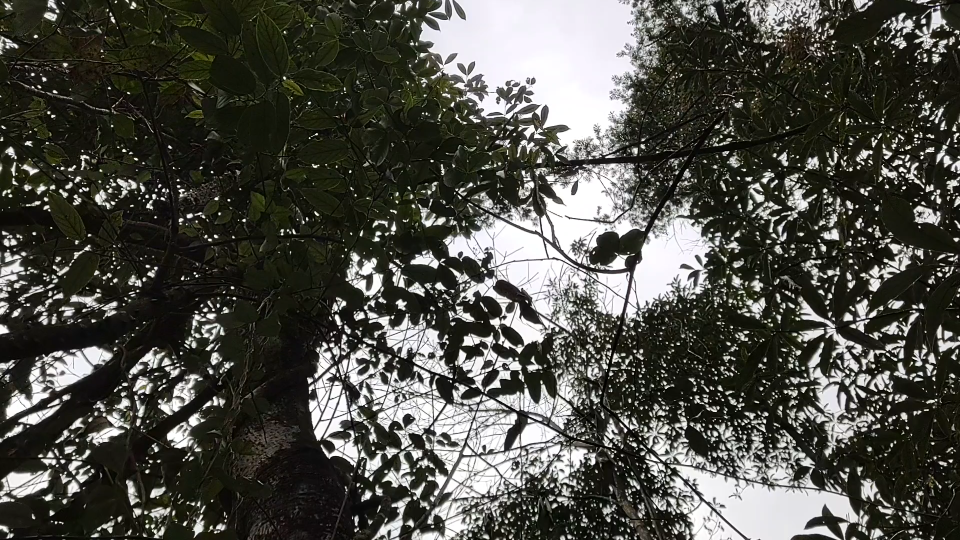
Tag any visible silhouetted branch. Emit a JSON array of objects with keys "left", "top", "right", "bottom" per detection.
[{"left": 0, "top": 289, "right": 194, "bottom": 363}]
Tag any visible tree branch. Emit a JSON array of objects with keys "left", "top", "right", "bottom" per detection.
[
  {"left": 8, "top": 79, "right": 116, "bottom": 116},
  {"left": 0, "top": 286, "right": 199, "bottom": 363},
  {"left": 558, "top": 121, "right": 810, "bottom": 168},
  {"left": 0, "top": 206, "right": 207, "bottom": 262},
  {"left": 0, "top": 291, "right": 204, "bottom": 479}
]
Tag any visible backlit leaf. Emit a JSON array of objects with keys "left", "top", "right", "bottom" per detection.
[
  {"left": 48, "top": 192, "right": 86, "bottom": 241},
  {"left": 60, "top": 251, "right": 99, "bottom": 297},
  {"left": 256, "top": 13, "right": 289, "bottom": 76},
  {"left": 200, "top": 0, "right": 242, "bottom": 35},
  {"left": 299, "top": 139, "right": 351, "bottom": 164}
]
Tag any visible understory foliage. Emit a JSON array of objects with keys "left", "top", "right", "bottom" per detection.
[
  {"left": 0, "top": 0, "right": 578, "bottom": 538},
  {"left": 458, "top": 0, "right": 960, "bottom": 539}
]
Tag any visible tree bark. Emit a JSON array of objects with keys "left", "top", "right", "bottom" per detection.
[{"left": 227, "top": 319, "right": 352, "bottom": 540}]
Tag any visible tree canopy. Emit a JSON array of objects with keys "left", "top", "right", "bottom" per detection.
[
  {"left": 5, "top": 0, "right": 960, "bottom": 539},
  {"left": 0, "top": 0, "right": 576, "bottom": 538},
  {"left": 457, "top": 0, "right": 960, "bottom": 539}
]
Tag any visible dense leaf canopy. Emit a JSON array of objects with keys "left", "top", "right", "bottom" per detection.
[{"left": 0, "top": 0, "right": 575, "bottom": 538}]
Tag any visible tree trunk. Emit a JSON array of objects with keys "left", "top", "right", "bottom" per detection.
[{"left": 227, "top": 318, "right": 352, "bottom": 540}]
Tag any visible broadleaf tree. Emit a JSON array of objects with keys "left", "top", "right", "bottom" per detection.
[
  {"left": 0, "top": 0, "right": 583, "bottom": 539},
  {"left": 455, "top": 0, "right": 960, "bottom": 539}
]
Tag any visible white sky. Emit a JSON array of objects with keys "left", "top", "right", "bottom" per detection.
[{"left": 425, "top": 2, "right": 847, "bottom": 539}]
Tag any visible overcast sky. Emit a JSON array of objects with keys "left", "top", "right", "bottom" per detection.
[{"left": 424, "top": 2, "right": 847, "bottom": 539}]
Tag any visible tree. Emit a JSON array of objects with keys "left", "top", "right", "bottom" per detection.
[
  {"left": 474, "top": 0, "right": 960, "bottom": 538},
  {"left": 456, "top": 279, "right": 799, "bottom": 540},
  {"left": 0, "top": 0, "right": 576, "bottom": 539}
]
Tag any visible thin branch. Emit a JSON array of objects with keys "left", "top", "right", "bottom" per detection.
[
  {"left": 0, "top": 292, "right": 205, "bottom": 479},
  {"left": 0, "top": 206, "right": 208, "bottom": 262},
  {"left": 0, "top": 288, "right": 194, "bottom": 364},
  {"left": 140, "top": 83, "right": 180, "bottom": 290},
  {"left": 8, "top": 79, "right": 115, "bottom": 116},
  {"left": 465, "top": 199, "right": 631, "bottom": 276},
  {"left": 557, "top": 121, "right": 810, "bottom": 169},
  {"left": 601, "top": 113, "right": 726, "bottom": 402}
]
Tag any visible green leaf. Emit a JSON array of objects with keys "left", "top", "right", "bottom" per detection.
[
  {"left": 500, "top": 324, "right": 524, "bottom": 347},
  {"left": 113, "top": 114, "right": 135, "bottom": 138},
  {"left": 48, "top": 192, "right": 86, "bottom": 241},
  {"left": 542, "top": 369, "right": 557, "bottom": 398},
  {"left": 299, "top": 139, "right": 351, "bottom": 164},
  {"left": 256, "top": 312, "right": 281, "bottom": 337},
  {"left": 924, "top": 273, "right": 960, "bottom": 341},
  {"left": 523, "top": 370, "right": 541, "bottom": 403},
  {"left": 847, "top": 468, "right": 863, "bottom": 516},
  {"left": 282, "top": 79, "right": 304, "bottom": 96},
  {"left": 316, "top": 39, "right": 340, "bottom": 67},
  {"left": 300, "top": 188, "right": 343, "bottom": 216},
  {"left": 832, "top": 0, "right": 928, "bottom": 44},
  {"left": 13, "top": 0, "right": 47, "bottom": 36},
  {"left": 452, "top": 0, "right": 466, "bottom": 19},
  {"left": 944, "top": 4, "right": 960, "bottom": 30},
  {"left": 234, "top": 0, "right": 265, "bottom": 19},
  {"left": 0, "top": 501, "right": 35, "bottom": 528},
  {"left": 164, "top": 523, "right": 196, "bottom": 540},
  {"left": 298, "top": 109, "right": 340, "bottom": 130},
  {"left": 325, "top": 12, "right": 343, "bottom": 34},
  {"left": 209, "top": 55, "right": 257, "bottom": 95},
  {"left": 264, "top": 3, "right": 296, "bottom": 27},
  {"left": 241, "top": 21, "right": 273, "bottom": 81},
  {"left": 43, "top": 143, "right": 68, "bottom": 162},
  {"left": 294, "top": 69, "right": 342, "bottom": 92},
  {"left": 178, "top": 26, "right": 229, "bottom": 55},
  {"left": 847, "top": 91, "right": 877, "bottom": 121},
  {"left": 802, "top": 110, "right": 837, "bottom": 139},
  {"left": 401, "top": 264, "right": 437, "bottom": 285},
  {"left": 374, "top": 47, "right": 401, "bottom": 63},
  {"left": 200, "top": 0, "right": 242, "bottom": 35},
  {"left": 178, "top": 59, "right": 212, "bottom": 80},
  {"left": 61, "top": 252, "right": 100, "bottom": 297},
  {"left": 237, "top": 100, "right": 276, "bottom": 152},
  {"left": 460, "top": 387, "right": 482, "bottom": 400},
  {"left": 159, "top": 0, "right": 205, "bottom": 13},
  {"left": 256, "top": 13, "right": 289, "bottom": 77},
  {"left": 796, "top": 277, "right": 830, "bottom": 320},
  {"left": 870, "top": 265, "right": 931, "bottom": 310},
  {"left": 519, "top": 304, "right": 542, "bottom": 325},
  {"left": 273, "top": 92, "right": 290, "bottom": 152}
]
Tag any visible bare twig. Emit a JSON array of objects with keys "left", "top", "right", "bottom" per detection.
[{"left": 8, "top": 79, "right": 114, "bottom": 115}]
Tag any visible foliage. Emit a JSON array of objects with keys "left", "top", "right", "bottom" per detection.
[
  {"left": 459, "top": 279, "right": 812, "bottom": 540},
  {"left": 535, "top": 0, "right": 960, "bottom": 538},
  {"left": 0, "top": 0, "right": 576, "bottom": 538}
]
